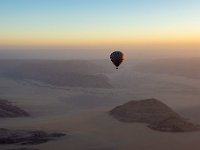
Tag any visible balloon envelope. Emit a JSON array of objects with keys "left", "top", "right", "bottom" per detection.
[{"left": 110, "top": 51, "right": 124, "bottom": 69}]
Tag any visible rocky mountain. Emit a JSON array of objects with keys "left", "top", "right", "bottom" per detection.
[
  {"left": 0, "top": 99, "right": 29, "bottom": 118},
  {"left": 149, "top": 116, "right": 200, "bottom": 132},
  {"left": 110, "top": 98, "right": 200, "bottom": 132},
  {"left": 6, "top": 148, "right": 39, "bottom": 150},
  {"left": 0, "top": 128, "right": 66, "bottom": 145}
]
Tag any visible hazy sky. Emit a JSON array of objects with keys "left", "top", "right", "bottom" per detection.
[{"left": 0, "top": 0, "right": 200, "bottom": 50}]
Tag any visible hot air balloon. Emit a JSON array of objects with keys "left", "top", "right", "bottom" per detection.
[{"left": 110, "top": 51, "right": 124, "bottom": 69}]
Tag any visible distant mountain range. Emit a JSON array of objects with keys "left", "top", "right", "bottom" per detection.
[
  {"left": 0, "top": 60, "right": 112, "bottom": 88},
  {"left": 135, "top": 58, "right": 200, "bottom": 79}
]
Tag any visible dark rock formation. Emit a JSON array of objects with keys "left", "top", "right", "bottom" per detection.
[
  {"left": 149, "top": 116, "right": 200, "bottom": 132},
  {"left": 110, "top": 98, "right": 200, "bottom": 132},
  {"left": 6, "top": 148, "right": 39, "bottom": 150},
  {"left": 0, "top": 128, "right": 66, "bottom": 145},
  {"left": 0, "top": 100, "right": 29, "bottom": 118},
  {"left": 110, "top": 98, "right": 180, "bottom": 124}
]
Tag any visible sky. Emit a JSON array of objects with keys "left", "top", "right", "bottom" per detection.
[{"left": 0, "top": 0, "right": 200, "bottom": 52}]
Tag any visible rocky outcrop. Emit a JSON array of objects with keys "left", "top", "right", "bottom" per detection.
[
  {"left": 0, "top": 100, "right": 29, "bottom": 118},
  {"left": 149, "top": 116, "right": 200, "bottom": 132},
  {"left": 110, "top": 98, "right": 200, "bottom": 132},
  {"left": 0, "top": 128, "right": 66, "bottom": 145},
  {"left": 6, "top": 148, "right": 39, "bottom": 150}
]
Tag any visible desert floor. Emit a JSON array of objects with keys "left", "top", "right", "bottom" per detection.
[{"left": 1, "top": 69, "right": 200, "bottom": 150}]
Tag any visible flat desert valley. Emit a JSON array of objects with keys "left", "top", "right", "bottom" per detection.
[{"left": 0, "top": 59, "right": 200, "bottom": 150}]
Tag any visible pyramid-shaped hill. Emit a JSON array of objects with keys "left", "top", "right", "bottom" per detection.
[{"left": 110, "top": 98, "right": 200, "bottom": 132}]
